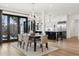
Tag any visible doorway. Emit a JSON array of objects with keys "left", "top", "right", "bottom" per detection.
[
  {"left": 2, "top": 15, "right": 19, "bottom": 41},
  {"left": 1, "top": 14, "right": 28, "bottom": 42}
]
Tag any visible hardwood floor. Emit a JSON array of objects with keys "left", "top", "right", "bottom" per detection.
[
  {"left": 0, "top": 38, "right": 79, "bottom": 56},
  {"left": 47, "top": 38, "right": 79, "bottom": 56}
]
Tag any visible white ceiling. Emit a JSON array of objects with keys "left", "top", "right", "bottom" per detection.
[{"left": 0, "top": 3, "right": 79, "bottom": 15}]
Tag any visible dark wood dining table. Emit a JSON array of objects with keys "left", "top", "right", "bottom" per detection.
[{"left": 29, "top": 34, "right": 41, "bottom": 52}]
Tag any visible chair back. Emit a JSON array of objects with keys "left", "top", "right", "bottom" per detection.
[
  {"left": 23, "top": 33, "right": 29, "bottom": 43},
  {"left": 41, "top": 35, "right": 48, "bottom": 44},
  {"left": 18, "top": 34, "right": 22, "bottom": 41}
]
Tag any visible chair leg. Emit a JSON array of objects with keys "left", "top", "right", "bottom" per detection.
[
  {"left": 20, "top": 41, "right": 22, "bottom": 48},
  {"left": 17, "top": 41, "right": 19, "bottom": 46},
  {"left": 17, "top": 42, "right": 19, "bottom": 47},
  {"left": 46, "top": 43, "right": 48, "bottom": 50},
  {"left": 26, "top": 43, "right": 29, "bottom": 51},
  {"left": 40, "top": 44, "right": 43, "bottom": 52},
  {"left": 17, "top": 41, "right": 21, "bottom": 48},
  {"left": 40, "top": 44, "right": 41, "bottom": 48},
  {"left": 23, "top": 42, "right": 25, "bottom": 49},
  {"left": 30, "top": 42, "right": 31, "bottom": 47}
]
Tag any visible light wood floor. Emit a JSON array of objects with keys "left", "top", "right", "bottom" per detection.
[{"left": 0, "top": 38, "right": 79, "bottom": 56}]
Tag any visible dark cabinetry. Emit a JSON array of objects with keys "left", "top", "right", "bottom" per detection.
[
  {"left": 35, "top": 31, "right": 66, "bottom": 40},
  {"left": 46, "top": 31, "right": 66, "bottom": 40}
]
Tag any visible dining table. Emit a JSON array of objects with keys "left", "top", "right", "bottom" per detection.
[{"left": 29, "top": 34, "right": 42, "bottom": 52}]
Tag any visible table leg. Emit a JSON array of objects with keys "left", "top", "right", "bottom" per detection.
[
  {"left": 56, "top": 32, "right": 58, "bottom": 41},
  {"left": 34, "top": 38, "right": 36, "bottom": 52}
]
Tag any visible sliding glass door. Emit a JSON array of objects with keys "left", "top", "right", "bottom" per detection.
[
  {"left": 2, "top": 15, "right": 8, "bottom": 40},
  {"left": 9, "top": 16, "right": 18, "bottom": 40},
  {"left": 20, "top": 18, "right": 26, "bottom": 34},
  {"left": 2, "top": 15, "right": 18, "bottom": 41},
  {"left": 1, "top": 14, "right": 28, "bottom": 42}
]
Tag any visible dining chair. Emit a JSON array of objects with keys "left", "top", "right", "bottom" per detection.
[
  {"left": 17, "top": 34, "right": 23, "bottom": 48},
  {"left": 22, "top": 33, "right": 32, "bottom": 51},
  {"left": 40, "top": 35, "right": 48, "bottom": 52}
]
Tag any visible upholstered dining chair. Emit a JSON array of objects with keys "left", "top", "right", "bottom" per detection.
[
  {"left": 40, "top": 35, "right": 48, "bottom": 52},
  {"left": 22, "top": 33, "right": 32, "bottom": 51},
  {"left": 17, "top": 34, "right": 23, "bottom": 48}
]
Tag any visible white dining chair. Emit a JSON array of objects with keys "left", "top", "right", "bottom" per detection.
[
  {"left": 17, "top": 34, "right": 23, "bottom": 48},
  {"left": 40, "top": 35, "right": 48, "bottom": 52},
  {"left": 22, "top": 33, "right": 32, "bottom": 51}
]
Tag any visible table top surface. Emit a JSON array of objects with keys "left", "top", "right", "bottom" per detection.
[{"left": 29, "top": 34, "right": 41, "bottom": 37}]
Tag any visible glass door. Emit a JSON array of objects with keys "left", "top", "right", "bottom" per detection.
[
  {"left": 20, "top": 18, "right": 26, "bottom": 34},
  {"left": 9, "top": 16, "right": 18, "bottom": 40},
  {"left": 2, "top": 15, "right": 8, "bottom": 40},
  {"left": 1, "top": 14, "right": 27, "bottom": 42}
]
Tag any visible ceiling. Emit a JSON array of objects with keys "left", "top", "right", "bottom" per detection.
[{"left": 0, "top": 3, "right": 79, "bottom": 15}]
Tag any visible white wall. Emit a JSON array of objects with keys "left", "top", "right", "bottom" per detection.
[
  {"left": 35, "top": 14, "right": 67, "bottom": 32},
  {"left": 67, "top": 14, "right": 79, "bottom": 39},
  {"left": 78, "top": 20, "right": 79, "bottom": 39},
  {"left": 35, "top": 13, "right": 79, "bottom": 39}
]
